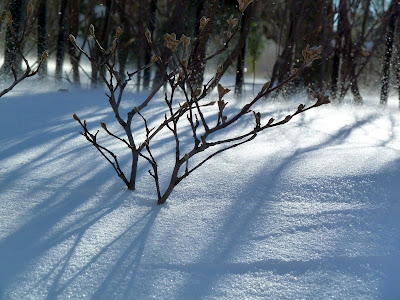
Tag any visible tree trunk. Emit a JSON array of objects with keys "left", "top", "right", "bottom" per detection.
[
  {"left": 270, "top": 0, "right": 304, "bottom": 90},
  {"left": 302, "top": 0, "right": 333, "bottom": 91},
  {"left": 234, "top": 10, "right": 248, "bottom": 96},
  {"left": 381, "top": 0, "right": 399, "bottom": 105},
  {"left": 331, "top": 0, "right": 347, "bottom": 100},
  {"left": 151, "top": 0, "right": 185, "bottom": 89},
  {"left": 0, "top": 0, "right": 23, "bottom": 77},
  {"left": 339, "top": 0, "right": 363, "bottom": 104},
  {"left": 68, "top": 0, "right": 81, "bottom": 85},
  {"left": 143, "top": 0, "right": 158, "bottom": 90},
  {"left": 114, "top": 1, "right": 130, "bottom": 80},
  {"left": 90, "top": 0, "right": 113, "bottom": 88},
  {"left": 208, "top": 2, "right": 256, "bottom": 91},
  {"left": 189, "top": 0, "right": 218, "bottom": 88},
  {"left": 37, "top": 0, "right": 48, "bottom": 78},
  {"left": 319, "top": 0, "right": 334, "bottom": 91},
  {"left": 396, "top": 54, "right": 400, "bottom": 108},
  {"left": 136, "top": 46, "right": 142, "bottom": 92},
  {"left": 55, "top": 0, "right": 68, "bottom": 81}
]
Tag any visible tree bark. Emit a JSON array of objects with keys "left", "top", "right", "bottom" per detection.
[
  {"left": 331, "top": 0, "right": 347, "bottom": 100},
  {"left": 151, "top": 0, "right": 186, "bottom": 89},
  {"left": 208, "top": 2, "right": 255, "bottom": 91},
  {"left": 55, "top": 0, "right": 69, "bottom": 81},
  {"left": 269, "top": 0, "right": 305, "bottom": 90},
  {"left": 234, "top": 10, "right": 249, "bottom": 96},
  {"left": 381, "top": 0, "right": 399, "bottom": 105},
  {"left": 339, "top": 0, "right": 362, "bottom": 103},
  {"left": 189, "top": 0, "right": 218, "bottom": 88},
  {"left": 37, "top": 0, "right": 48, "bottom": 78},
  {"left": 0, "top": 0, "right": 23, "bottom": 77},
  {"left": 90, "top": 0, "right": 113, "bottom": 88},
  {"left": 143, "top": 0, "right": 158, "bottom": 90},
  {"left": 68, "top": 0, "right": 81, "bottom": 85}
]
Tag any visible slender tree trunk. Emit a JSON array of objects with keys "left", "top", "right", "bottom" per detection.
[
  {"left": 68, "top": 0, "right": 81, "bottom": 85},
  {"left": 0, "top": 0, "right": 23, "bottom": 77},
  {"left": 37, "top": 0, "right": 48, "bottom": 78},
  {"left": 331, "top": 0, "right": 347, "bottom": 100},
  {"left": 209, "top": 2, "right": 256, "bottom": 91},
  {"left": 341, "top": 4, "right": 362, "bottom": 103},
  {"left": 234, "top": 11, "right": 248, "bottom": 96},
  {"left": 396, "top": 54, "right": 400, "bottom": 108},
  {"left": 319, "top": 0, "right": 334, "bottom": 91},
  {"left": 90, "top": 0, "right": 113, "bottom": 88},
  {"left": 55, "top": 0, "right": 68, "bottom": 81},
  {"left": 143, "top": 0, "right": 158, "bottom": 90},
  {"left": 189, "top": 0, "right": 218, "bottom": 88},
  {"left": 151, "top": 0, "right": 185, "bottom": 89},
  {"left": 136, "top": 46, "right": 142, "bottom": 92},
  {"left": 381, "top": 0, "right": 399, "bottom": 105},
  {"left": 303, "top": 0, "right": 333, "bottom": 91},
  {"left": 136, "top": 0, "right": 146, "bottom": 91},
  {"left": 117, "top": 3, "right": 130, "bottom": 80},
  {"left": 270, "top": 0, "right": 304, "bottom": 89}
]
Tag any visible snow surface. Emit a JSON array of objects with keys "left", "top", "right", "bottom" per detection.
[{"left": 0, "top": 82, "right": 400, "bottom": 299}]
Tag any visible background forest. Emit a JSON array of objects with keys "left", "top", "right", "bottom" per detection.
[
  {"left": 1, "top": 1, "right": 400, "bottom": 298},
  {"left": 1, "top": 0, "right": 400, "bottom": 105}
]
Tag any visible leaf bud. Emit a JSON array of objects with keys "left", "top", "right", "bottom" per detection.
[
  {"left": 238, "top": 0, "right": 254, "bottom": 12},
  {"left": 89, "top": 24, "right": 95, "bottom": 37},
  {"left": 164, "top": 33, "right": 180, "bottom": 52},
  {"left": 73, "top": 114, "right": 81, "bottom": 121},
  {"left": 41, "top": 50, "right": 49, "bottom": 61},
  {"left": 145, "top": 29, "right": 152, "bottom": 43},
  {"left": 5, "top": 11, "right": 13, "bottom": 28},
  {"left": 116, "top": 26, "right": 123, "bottom": 38},
  {"left": 27, "top": 0, "right": 34, "bottom": 18},
  {"left": 261, "top": 81, "right": 270, "bottom": 92},
  {"left": 227, "top": 15, "right": 238, "bottom": 28},
  {"left": 282, "top": 115, "right": 292, "bottom": 123},
  {"left": 192, "top": 87, "right": 202, "bottom": 98},
  {"left": 69, "top": 34, "right": 77, "bottom": 47},
  {"left": 216, "top": 64, "right": 223, "bottom": 75},
  {"left": 297, "top": 104, "right": 305, "bottom": 112},
  {"left": 150, "top": 55, "right": 158, "bottom": 64},
  {"left": 180, "top": 34, "right": 191, "bottom": 47},
  {"left": 254, "top": 112, "right": 261, "bottom": 127},
  {"left": 199, "top": 16, "right": 210, "bottom": 31}
]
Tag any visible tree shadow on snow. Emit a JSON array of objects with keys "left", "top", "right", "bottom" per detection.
[
  {"left": 1, "top": 93, "right": 400, "bottom": 299},
  {"left": 0, "top": 91, "right": 163, "bottom": 298},
  {"left": 154, "top": 111, "right": 400, "bottom": 299}
]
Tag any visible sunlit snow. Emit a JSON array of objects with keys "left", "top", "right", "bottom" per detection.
[{"left": 0, "top": 81, "right": 399, "bottom": 299}]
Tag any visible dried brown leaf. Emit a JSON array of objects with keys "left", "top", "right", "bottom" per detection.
[
  {"left": 164, "top": 33, "right": 180, "bottom": 52},
  {"left": 199, "top": 16, "right": 210, "bottom": 31},
  {"left": 238, "top": 0, "right": 254, "bottom": 12},
  {"left": 145, "top": 29, "right": 152, "bottom": 43},
  {"left": 217, "top": 84, "right": 230, "bottom": 100}
]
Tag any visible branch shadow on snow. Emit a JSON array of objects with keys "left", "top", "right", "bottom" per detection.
[
  {"left": 1, "top": 92, "right": 400, "bottom": 299},
  {"left": 152, "top": 110, "right": 400, "bottom": 298},
  {"left": 0, "top": 91, "right": 163, "bottom": 298}
]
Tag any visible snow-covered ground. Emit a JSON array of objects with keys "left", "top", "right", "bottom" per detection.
[{"left": 0, "top": 81, "right": 399, "bottom": 299}]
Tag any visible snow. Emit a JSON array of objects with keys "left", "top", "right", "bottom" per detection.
[{"left": 0, "top": 82, "right": 399, "bottom": 299}]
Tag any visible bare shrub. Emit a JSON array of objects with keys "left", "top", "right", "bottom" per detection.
[{"left": 71, "top": 1, "right": 330, "bottom": 204}]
